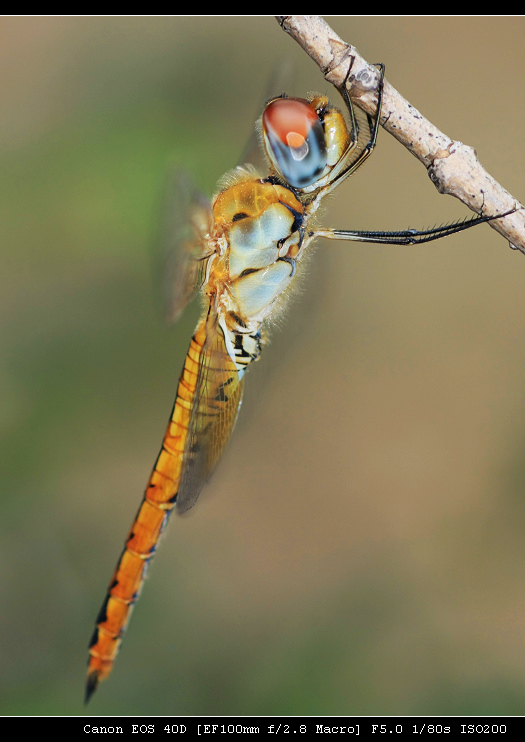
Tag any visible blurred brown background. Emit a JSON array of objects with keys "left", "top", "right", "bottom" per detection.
[{"left": 1, "top": 16, "right": 525, "bottom": 716}]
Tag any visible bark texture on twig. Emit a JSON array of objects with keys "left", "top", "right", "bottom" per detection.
[{"left": 276, "top": 16, "right": 525, "bottom": 254}]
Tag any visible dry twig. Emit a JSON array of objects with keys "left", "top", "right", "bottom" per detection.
[{"left": 276, "top": 16, "right": 525, "bottom": 254}]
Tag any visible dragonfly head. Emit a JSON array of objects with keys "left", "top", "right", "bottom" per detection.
[{"left": 262, "top": 95, "right": 349, "bottom": 191}]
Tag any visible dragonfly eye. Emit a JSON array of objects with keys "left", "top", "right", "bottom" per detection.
[{"left": 262, "top": 97, "right": 327, "bottom": 189}]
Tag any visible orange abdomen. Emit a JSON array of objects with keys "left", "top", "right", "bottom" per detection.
[{"left": 85, "top": 322, "right": 206, "bottom": 701}]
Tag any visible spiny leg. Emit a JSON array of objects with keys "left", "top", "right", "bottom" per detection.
[{"left": 312, "top": 210, "right": 516, "bottom": 246}]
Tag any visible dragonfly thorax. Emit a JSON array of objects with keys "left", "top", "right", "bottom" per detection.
[{"left": 211, "top": 175, "right": 307, "bottom": 326}]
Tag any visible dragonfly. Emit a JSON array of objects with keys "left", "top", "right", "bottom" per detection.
[{"left": 85, "top": 61, "right": 513, "bottom": 702}]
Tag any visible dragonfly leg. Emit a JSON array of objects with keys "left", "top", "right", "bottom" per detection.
[
  {"left": 337, "top": 62, "right": 385, "bottom": 178},
  {"left": 313, "top": 209, "right": 517, "bottom": 246},
  {"left": 317, "top": 62, "right": 385, "bottom": 197}
]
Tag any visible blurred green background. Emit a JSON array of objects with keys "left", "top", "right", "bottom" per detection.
[{"left": 1, "top": 16, "right": 525, "bottom": 716}]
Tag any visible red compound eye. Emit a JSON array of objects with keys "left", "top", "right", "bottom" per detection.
[
  {"left": 264, "top": 98, "right": 319, "bottom": 144},
  {"left": 262, "top": 97, "right": 327, "bottom": 189}
]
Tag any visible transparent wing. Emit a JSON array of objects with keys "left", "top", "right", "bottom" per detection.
[
  {"left": 176, "top": 310, "right": 245, "bottom": 513},
  {"left": 155, "top": 168, "right": 214, "bottom": 324}
]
